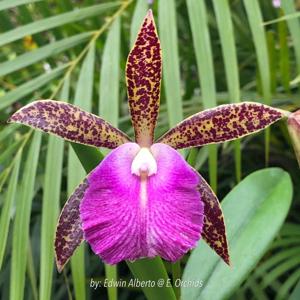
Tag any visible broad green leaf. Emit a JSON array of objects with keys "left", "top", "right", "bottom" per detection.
[
  {"left": 0, "top": 32, "right": 92, "bottom": 77},
  {"left": 130, "top": 0, "right": 148, "bottom": 47},
  {"left": 0, "top": 151, "right": 21, "bottom": 269},
  {"left": 99, "top": 17, "right": 120, "bottom": 127},
  {"left": 99, "top": 16, "right": 120, "bottom": 300},
  {"left": 39, "top": 78, "right": 69, "bottom": 300},
  {"left": 0, "top": 0, "right": 41, "bottom": 11},
  {"left": 0, "top": 64, "right": 68, "bottom": 110},
  {"left": 68, "top": 42, "right": 95, "bottom": 300},
  {"left": 10, "top": 131, "right": 42, "bottom": 300},
  {"left": 158, "top": 0, "right": 183, "bottom": 127},
  {"left": 186, "top": 0, "right": 217, "bottom": 191},
  {"left": 182, "top": 168, "right": 293, "bottom": 300},
  {"left": 0, "top": 2, "right": 119, "bottom": 47}
]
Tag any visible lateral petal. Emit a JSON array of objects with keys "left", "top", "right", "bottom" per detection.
[
  {"left": 55, "top": 179, "right": 88, "bottom": 272},
  {"left": 9, "top": 100, "right": 131, "bottom": 149},
  {"left": 198, "top": 174, "right": 230, "bottom": 265},
  {"left": 157, "top": 102, "right": 287, "bottom": 149}
]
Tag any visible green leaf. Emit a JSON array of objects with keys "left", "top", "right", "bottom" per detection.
[
  {"left": 0, "top": 2, "right": 119, "bottom": 47},
  {"left": 182, "top": 168, "right": 293, "bottom": 300},
  {"left": 127, "top": 258, "right": 177, "bottom": 300},
  {"left": 10, "top": 131, "right": 42, "bottom": 300},
  {"left": 99, "top": 17, "right": 120, "bottom": 127},
  {"left": 0, "top": 0, "right": 41, "bottom": 11},
  {"left": 267, "top": 31, "right": 277, "bottom": 93},
  {"left": 0, "top": 124, "right": 20, "bottom": 143},
  {"left": 158, "top": 0, "right": 183, "bottom": 127},
  {"left": 281, "top": 1, "right": 300, "bottom": 78},
  {"left": 243, "top": 0, "right": 272, "bottom": 163},
  {"left": 0, "top": 151, "right": 21, "bottom": 269},
  {"left": 39, "top": 78, "right": 69, "bottom": 300},
  {"left": 0, "top": 64, "right": 68, "bottom": 110},
  {"left": 213, "top": 0, "right": 241, "bottom": 182},
  {"left": 243, "top": 0, "right": 271, "bottom": 103},
  {"left": 186, "top": 0, "right": 216, "bottom": 109},
  {"left": 186, "top": 0, "right": 217, "bottom": 191},
  {"left": 130, "top": 0, "right": 148, "bottom": 47},
  {"left": 68, "top": 42, "right": 95, "bottom": 300},
  {"left": 289, "top": 278, "right": 300, "bottom": 300},
  {"left": 278, "top": 10, "right": 290, "bottom": 93},
  {"left": 71, "top": 143, "right": 104, "bottom": 173},
  {"left": 0, "top": 139, "right": 23, "bottom": 167},
  {"left": 277, "top": 269, "right": 300, "bottom": 300},
  {"left": 105, "top": 265, "right": 118, "bottom": 300},
  {"left": 0, "top": 32, "right": 92, "bottom": 77}
]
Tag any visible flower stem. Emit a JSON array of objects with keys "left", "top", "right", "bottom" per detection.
[{"left": 172, "top": 260, "right": 181, "bottom": 299}]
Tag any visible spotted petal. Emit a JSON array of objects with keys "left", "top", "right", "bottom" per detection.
[
  {"left": 9, "top": 100, "right": 130, "bottom": 148},
  {"left": 126, "top": 10, "right": 162, "bottom": 147},
  {"left": 55, "top": 180, "right": 87, "bottom": 272},
  {"left": 80, "top": 143, "right": 204, "bottom": 264},
  {"left": 157, "top": 102, "right": 287, "bottom": 149},
  {"left": 197, "top": 174, "right": 229, "bottom": 265}
]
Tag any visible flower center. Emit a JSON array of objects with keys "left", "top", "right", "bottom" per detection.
[{"left": 131, "top": 147, "right": 157, "bottom": 177}]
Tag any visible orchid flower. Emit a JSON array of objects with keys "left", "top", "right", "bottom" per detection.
[{"left": 9, "top": 11, "right": 291, "bottom": 272}]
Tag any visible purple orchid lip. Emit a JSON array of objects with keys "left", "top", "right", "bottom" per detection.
[
  {"left": 80, "top": 143, "right": 204, "bottom": 264},
  {"left": 8, "top": 9, "right": 290, "bottom": 271}
]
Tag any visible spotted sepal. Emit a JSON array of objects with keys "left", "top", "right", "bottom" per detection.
[
  {"left": 8, "top": 100, "right": 131, "bottom": 149},
  {"left": 198, "top": 174, "right": 230, "bottom": 265},
  {"left": 126, "top": 10, "right": 162, "bottom": 147},
  {"left": 55, "top": 179, "right": 88, "bottom": 272},
  {"left": 157, "top": 102, "right": 287, "bottom": 149}
]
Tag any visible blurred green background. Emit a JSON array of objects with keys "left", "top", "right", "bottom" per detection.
[{"left": 1, "top": 0, "right": 300, "bottom": 299}]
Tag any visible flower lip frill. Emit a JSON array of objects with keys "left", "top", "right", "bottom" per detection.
[{"left": 8, "top": 10, "right": 290, "bottom": 272}]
